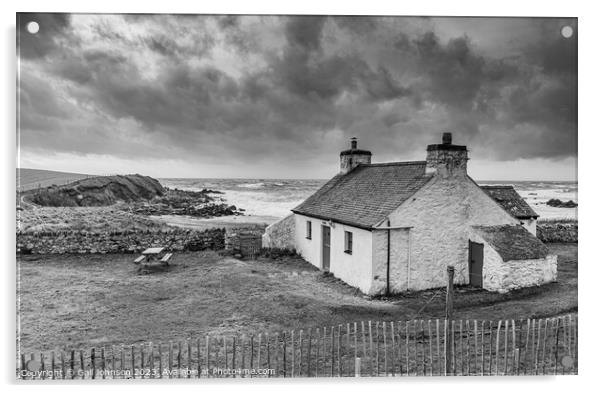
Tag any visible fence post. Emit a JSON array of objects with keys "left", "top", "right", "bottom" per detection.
[
  {"left": 355, "top": 357, "right": 361, "bottom": 377},
  {"left": 445, "top": 266, "right": 454, "bottom": 376}
]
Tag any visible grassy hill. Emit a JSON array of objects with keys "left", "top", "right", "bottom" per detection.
[
  {"left": 23, "top": 174, "right": 165, "bottom": 207},
  {"left": 17, "top": 168, "right": 90, "bottom": 192}
]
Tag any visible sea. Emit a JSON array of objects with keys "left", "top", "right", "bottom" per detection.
[{"left": 159, "top": 178, "right": 578, "bottom": 221}]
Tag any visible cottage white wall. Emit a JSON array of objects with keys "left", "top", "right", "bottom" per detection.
[
  {"left": 469, "top": 231, "right": 557, "bottom": 293},
  {"left": 372, "top": 175, "right": 520, "bottom": 293},
  {"left": 500, "top": 255, "right": 557, "bottom": 292},
  {"left": 294, "top": 214, "right": 374, "bottom": 293},
  {"left": 520, "top": 219, "right": 537, "bottom": 236},
  {"left": 372, "top": 228, "right": 410, "bottom": 295},
  {"left": 262, "top": 214, "right": 296, "bottom": 250}
]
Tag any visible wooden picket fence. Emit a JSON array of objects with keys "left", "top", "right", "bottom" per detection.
[{"left": 17, "top": 314, "right": 577, "bottom": 379}]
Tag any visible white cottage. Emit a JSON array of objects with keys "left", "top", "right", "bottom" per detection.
[{"left": 262, "top": 133, "right": 557, "bottom": 295}]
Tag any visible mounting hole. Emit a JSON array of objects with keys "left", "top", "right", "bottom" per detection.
[
  {"left": 561, "top": 25, "right": 573, "bottom": 39},
  {"left": 26, "top": 21, "right": 39, "bottom": 34}
]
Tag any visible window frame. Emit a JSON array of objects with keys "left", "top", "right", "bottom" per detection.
[
  {"left": 306, "top": 221, "right": 312, "bottom": 240},
  {"left": 344, "top": 231, "right": 353, "bottom": 254}
]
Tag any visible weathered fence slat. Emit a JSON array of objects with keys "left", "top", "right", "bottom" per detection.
[{"left": 18, "top": 315, "right": 577, "bottom": 379}]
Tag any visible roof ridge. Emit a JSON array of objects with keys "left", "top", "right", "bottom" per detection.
[
  {"left": 480, "top": 185, "right": 515, "bottom": 189},
  {"left": 360, "top": 160, "right": 426, "bottom": 167}
]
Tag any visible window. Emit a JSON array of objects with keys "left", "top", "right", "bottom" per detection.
[
  {"left": 306, "top": 221, "right": 312, "bottom": 239},
  {"left": 344, "top": 231, "right": 353, "bottom": 254}
]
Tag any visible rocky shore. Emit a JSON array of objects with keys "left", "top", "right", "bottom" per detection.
[
  {"left": 128, "top": 188, "right": 244, "bottom": 218},
  {"left": 545, "top": 198, "right": 578, "bottom": 208}
]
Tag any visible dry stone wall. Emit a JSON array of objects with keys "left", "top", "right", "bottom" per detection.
[
  {"left": 536, "top": 222, "right": 578, "bottom": 243},
  {"left": 16, "top": 228, "right": 225, "bottom": 254}
]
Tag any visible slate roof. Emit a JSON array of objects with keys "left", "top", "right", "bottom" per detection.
[
  {"left": 480, "top": 185, "right": 539, "bottom": 219},
  {"left": 292, "top": 162, "right": 432, "bottom": 229},
  {"left": 473, "top": 225, "right": 549, "bottom": 262}
]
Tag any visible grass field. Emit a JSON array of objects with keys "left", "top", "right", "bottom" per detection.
[
  {"left": 17, "top": 243, "right": 576, "bottom": 354},
  {"left": 17, "top": 168, "right": 90, "bottom": 192}
]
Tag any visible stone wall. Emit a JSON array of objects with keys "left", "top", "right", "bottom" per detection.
[
  {"left": 16, "top": 228, "right": 225, "bottom": 254},
  {"left": 262, "top": 214, "right": 296, "bottom": 251},
  {"left": 536, "top": 222, "right": 578, "bottom": 243}
]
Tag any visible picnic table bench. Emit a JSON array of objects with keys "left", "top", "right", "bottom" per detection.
[{"left": 133, "top": 247, "right": 173, "bottom": 266}]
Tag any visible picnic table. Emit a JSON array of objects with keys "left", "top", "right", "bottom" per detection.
[{"left": 134, "top": 247, "right": 173, "bottom": 266}]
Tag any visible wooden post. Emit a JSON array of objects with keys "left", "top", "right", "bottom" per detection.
[
  {"left": 368, "top": 320, "right": 373, "bottom": 375},
  {"left": 542, "top": 318, "right": 549, "bottom": 375},
  {"left": 140, "top": 344, "right": 145, "bottom": 379},
  {"left": 91, "top": 347, "right": 96, "bottom": 379},
  {"left": 428, "top": 320, "right": 433, "bottom": 376},
  {"left": 355, "top": 357, "right": 361, "bottom": 377},
  {"left": 158, "top": 343, "right": 163, "bottom": 379},
  {"left": 361, "top": 321, "right": 367, "bottom": 362},
  {"left": 206, "top": 336, "right": 210, "bottom": 378},
  {"left": 178, "top": 342, "right": 182, "bottom": 378},
  {"left": 355, "top": 323, "right": 359, "bottom": 367},
  {"left": 535, "top": 319, "right": 542, "bottom": 375},
  {"left": 316, "top": 328, "right": 320, "bottom": 377},
  {"left": 383, "top": 321, "right": 387, "bottom": 376},
  {"left": 391, "top": 321, "right": 397, "bottom": 377},
  {"left": 436, "top": 319, "right": 441, "bottom": 375},
  {"left": 466, "top": 320, "right": 472, "bottom": 376},
  {"left": 503, "top": 320, "right": 509, "bottom": 375},
  {"left": 196, "top": 339, "right": 201, "bottom": 378},
  {"left": 458, "top": 320, "right": 463, "bottom": 375},
  {"left": 51, "top": 351, "right": 56, "bottom": 380},
  {"left": 41, "top": 352, "right": 45, "bottom": 380},
  {"left": 299, "top": 330, "right": 303, "bottom": 377},
  {"left": 473, "top": 320, "right": 478, "bottom": 376},
  {"left": 451, "top": 320, "right": 456, "bottom": 375},
  {"left": 495, "top": 320, "right": 501, "bottom": 375},
  {"left": 323, "top": 327, "right": 327, "bottom": 377},
  {"left": 338, "top": 324, "right": 342, "bottom": 377},
  {"left": 266, "top": 333, "right": 271, "bottom": 377},
  {"left": 275, "top": 333, "right": 281, "bottom": 378},
  {"left": 61, "top": 351, "right": 66, "bottom": 380},
  {"left": 70, "top": 350, "right": 75, "bottom": 380},
  {"left": 283, "top": 332, "right": 287, "bottom": 378},
  {"left": 554, "top": 318, "right": 561, "bottom": 375},
  {"left": 480, "top": 320, "right": 485, "bottom": 376},
  {"left": 445, "top": 266, "right": 454, "bottom": 376},
  {"left": 307, "top": 329, "right": 312, "bottom": 377},
  {"left": 330, "top": 326, "right": 335, "bottom": 377},
  {"left": 120, "top": 346, "right": 125, "bottom": 379},
  {"left": 291, "top": 330, "right": 295, "bottom": 377},
  {"left": 168, "top": 342, "right": 173, "bottom": 379},
  {"left": 80, "top": 350, "right": 85, "bottom": 380},
  {"left": 232, "top": 336, "right": 236, "bottom": 372}
]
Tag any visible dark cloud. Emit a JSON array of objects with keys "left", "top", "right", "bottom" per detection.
[
  {"left": 17, "top": 14, "right": 577, "bottom": 176},
  {"left": 18, "top": 13, "right": 72, "bottom": 59}
]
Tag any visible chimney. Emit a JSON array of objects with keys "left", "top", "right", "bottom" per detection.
[
  {"left": 425, "top": 133, "right": 468, "bottom": 177},
  {"left": 340, "top": 137, "right": 371, "bottom": 174}
]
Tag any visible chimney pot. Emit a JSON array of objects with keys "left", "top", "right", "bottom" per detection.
[
  {"left": 351, "top": 137, "right": 358, "bottom": 149},
  {"left": 442, "top": 132, "right": 452, "bottom": 145}
]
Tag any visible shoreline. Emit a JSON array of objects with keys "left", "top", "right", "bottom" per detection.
[{"left": 149, "top": 214, "right": 280, "bottom": 230}]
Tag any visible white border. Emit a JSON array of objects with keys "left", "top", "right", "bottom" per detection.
[{"left": 3, "top": 1, "right": 600, "bottom": 392}]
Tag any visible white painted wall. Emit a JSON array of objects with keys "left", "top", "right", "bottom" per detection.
[
  {"left": 470, "top": 231, "right": 557, "bottom": 292},
  {"left": 372, "top": 175, "right": 520, "bottom": 293},
  {"left": 519, "top": 218, "right": 537, "bottom": 236},
  {"left": 294, "top": 214, "right": 374, "bottom": 293}
]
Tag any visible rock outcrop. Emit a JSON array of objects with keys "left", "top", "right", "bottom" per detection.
[{"left": 27, "top": 174, "right": 164, "bottom": 207}]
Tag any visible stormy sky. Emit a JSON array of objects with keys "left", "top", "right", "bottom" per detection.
[{"left": 17, "top": 14, "right": 577, "bottom": 180}]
